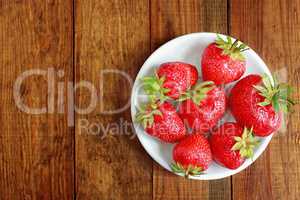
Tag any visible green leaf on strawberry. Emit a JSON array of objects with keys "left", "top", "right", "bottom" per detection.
[
  {"left": 216, "top": 34, "right": 249, "bottom": 61},
  {"left": 178, "top": 81, "right": 215, "bottom": 105},
  {"left": 170, "top": 162, "right": 203, "bottom": 178},
  {"left": 135, "top": 103, "right": 162, "bottom": 129},
  {"left": 142, "top": 74, "right": 170, "bottom": 103},
  {"left": 253, "top": 73, "right": 296, "bottom": 113},
  {"left": 231, "top": 127, "right": 260, "bottom": 159}
]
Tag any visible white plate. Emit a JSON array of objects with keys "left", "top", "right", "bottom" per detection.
[{"left": 130, "top": 32, "right": 273, "bottom": 180}]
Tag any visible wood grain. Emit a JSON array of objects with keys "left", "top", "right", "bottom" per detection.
[
  {"left": 150, "top": 1, "right": 230, "bottom": 199},
  {"left": 1, "top": 0, "right": 299, "bottom": 199},
  {"left": 0, "top": 1, "right": 74, "bottom": 199},
  {"left": 75, "top": 0, "right": 152, "bottom": 199},
  {"left": 230, "top": 0, "right": 300, "bottom": 199}
]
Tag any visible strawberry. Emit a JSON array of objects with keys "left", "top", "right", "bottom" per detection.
[
  {"left": 201, "top": 34, "right": 248, "bottom": 85},
  {"left": 136, "top": 101, "right": 186, "bottom": 143},
  {"left": 178, "top": 81, "right": 226, "bottom": 133},
  {"left": 143, "top": 62, "right": 198, "bottom": 100},
  {"left": 229, "top": 74, "right": 295, "bottom": 136},
  {"left": 210, "top": 122, "right": 259, "bottom": 169},
  {"left": 171, "top": 134, "right": 212, "bottom": 177}
]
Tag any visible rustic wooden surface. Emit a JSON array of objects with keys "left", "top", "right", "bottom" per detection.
[
  {"left": 0, "top": 0, "right": 299, "bottom": 199},
  {"left": 75, "top": 0, "right": 152, "bottom": 199},
  {"left": 0, "top": 1, "right": 74, "bottom": 199}
]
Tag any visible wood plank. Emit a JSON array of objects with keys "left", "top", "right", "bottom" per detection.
[
  {"left": 151, "top": 1, "right": 230, "bottom": 199},
  {"left": 75, "top": 0, "right": 152, "bottom": 199},
  {"left": 0, "top": 1, "right": 74, "bottom": 199},
  {"left": 230, "top": 0, "right": 300, "bottom": 199}
]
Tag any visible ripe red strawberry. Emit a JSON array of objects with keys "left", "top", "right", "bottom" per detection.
[
  {"left": 210, "top": 122, "right": 259, "bottom": 169},
  {"left": 136, "top": 101, "right": 186, "bottom": 143},
  {"left": 178, "top": 81, "right": 226, "bottom": 133},
  {"left": 171, "top": 134, "right": 212, "bottom": 177},
  {"left": 201, "top": 35, "right": 248, "bottom": 85},
  {"left": 229, "top": 74, "right": 295, "bottom": 136},
  {"left": 143, "top": 62, "right": 198, "bottom": 100}
]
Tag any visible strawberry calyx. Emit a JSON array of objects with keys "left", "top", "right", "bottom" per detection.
[
  {"left": 216, "top": 34, "right": 249, "bottom": 61},
  {"left": 231, "top": 127, "right": 260, "bottom": 159},
  {"left": 171, "top": 162, "right": 203, "bottom": 178},
  {"left": 253, "top": 73, "right": 295, "bottom": 113},
  {"left": 135, "top": 102, "right": 162, "bottom": 129},
  {"left": 178, "top": 81, "right": 215, "bottom": 105},
  {"left": 142, "top": 74, "right": 170, "bottom": 102}
]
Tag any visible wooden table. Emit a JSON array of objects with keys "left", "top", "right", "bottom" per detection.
[{"left": 0, "top": 0, "right": 299, "bottom": 199}]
